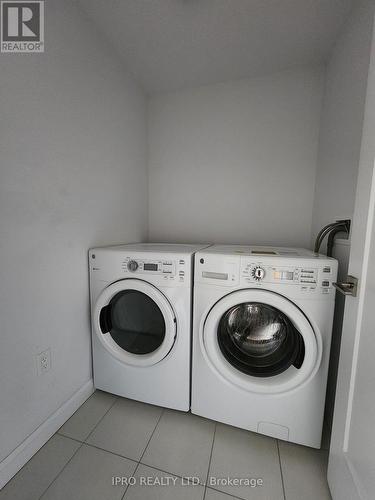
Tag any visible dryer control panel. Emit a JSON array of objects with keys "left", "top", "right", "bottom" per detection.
[
  {"left": 89, "top": 248, "right": 195, "bottom": 287},
  {"left": 120, "top": 256, "right": 187, "bottom": 283},
  {"left": 122, "top": 257, "right": 176, "bottom": 276}
]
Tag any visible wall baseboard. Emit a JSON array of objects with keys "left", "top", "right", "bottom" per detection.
[{"left": 0, "top": 379, "right": 94, "bottom": 489}]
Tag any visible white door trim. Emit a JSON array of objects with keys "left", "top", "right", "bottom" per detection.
[
  {"left": 343, "top": 162, "right": 375, "bottom": 451},
  {"left": 328, "top": 8, "right": 375, "bottom": 498}
]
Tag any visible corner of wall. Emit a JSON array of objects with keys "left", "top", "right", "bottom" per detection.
[{"left": 0, "top": 380, "right": 94, "bottom": 489}]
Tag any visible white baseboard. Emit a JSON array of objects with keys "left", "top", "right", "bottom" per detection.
[{"left": 0, "top": 379, "right": 94, "bottom": 489}]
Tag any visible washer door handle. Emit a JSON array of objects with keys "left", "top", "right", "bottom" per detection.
[{"left": 99, "top": 305, "right": 112, "bottom": 333}]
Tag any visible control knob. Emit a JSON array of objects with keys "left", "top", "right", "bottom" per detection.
[
  {"left": 252, "top": 266, "right": 265, "bottom": 281},
  {"left": 127, "top": 260, "right": 139, "bottom": 272}
]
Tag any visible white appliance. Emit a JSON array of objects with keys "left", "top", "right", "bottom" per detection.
[
  {"left": 89, "top": 243, "right": 208, "bottom": 411},
  {"left": 192, "top": 245, "right": 338, "bottom": 447}
]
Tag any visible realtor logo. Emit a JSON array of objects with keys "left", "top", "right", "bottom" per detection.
[{"left": 1, "top": 0, "right": 44, "bottom": 52}]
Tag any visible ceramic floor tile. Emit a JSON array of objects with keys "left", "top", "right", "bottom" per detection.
[
  {"left": 204, "top": 488, "right": 236, "bottom": 500},
  {"left": 208, "top": 424, "right": 283, "bottom": 500},
  {"left": 141, "top": 410, "right": 216, "bottom": 484},
  {"left": 58, "top": 390, "right": 117, "bottom": 441},
  {"left": 124, "top": 464, "right": 205, "bottom": 500},
  {"left": 86, "top": 397, "right": 163, "bottom": 460},
  {"left": 278, "top": 440, "right": 331, "bottom": 500},
  {"left": 0, "top": 435, "right": 80, "bottom": 500},
  {"left": 40, "top": 444, "right": 137, "bottom": 500}
]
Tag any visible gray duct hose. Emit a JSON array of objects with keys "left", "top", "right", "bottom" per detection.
[
  {"left": 327, "top": 224, "right": 349, "bottom": 257},
  {"left": 314, "top": 221, "right": 349, "bottom": 254}
]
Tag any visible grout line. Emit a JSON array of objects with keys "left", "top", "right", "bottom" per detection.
[
  {"left": 56, "top": 433, "right": 84, "bottom": 445},
  {"left": 137, "top": 418, "right": 217, "bottom": 488},
  {"left": 58, "top": 430, "right": 142, "bottom": 465},
  {"left": 44, "top": 401, "right": 287, "bottom": 500},
  {"left": 37, "top": 393, "right": 119, "bottom": 500},
  {"left": 120, "top": 459, "right": 141, "bottom": 500},
  {"left": 54, "top": 432, "right": 84, "bottom": 443},
  {"left": 204, "top": 422, "right": 217, "bottom": 487},
  {"left": 38, "top": 402, "right": 245, "bottom": 500},
  {"left": 84, "top": 395, "right": 119, "bottom": 443},
  {"left": 37, "top": 441, "right": 84, "bottom": 500},
  {"left": 120, "top": 407, "right": 164, "bottom": 500},
  {"left": 205, "top": 485, "right": 246, "bottom": 500},
  {"left": 209, "top": 484, "right": 258, "bottom": 500},
  {"left": 81, "top": 441, "right": 139, "bottom": 464},
  {"left": 38, "top": 398, "right": 230, "bottom": 499},
  {"left": 43, "top": 399, "right": 164, "bottom": 500},
  {"left": 138, "top": 408, "right": 165, "bottom": 464},
  {"left": 276, "top": 440, "right": 287, "bottom": 500},
  {"left": 136, "top": 462, "right": 206, "bottom": 486}
]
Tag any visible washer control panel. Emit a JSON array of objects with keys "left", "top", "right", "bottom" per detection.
[
  {"left": 241, "top": 260, "right": 335, "bottom": 294},
  {"left": 195, "top": 253, "right": 337, "bottom": 294}
]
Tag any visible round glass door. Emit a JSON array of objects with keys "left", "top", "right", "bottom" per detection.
[
  {"left": 94, "top": 279, "right": 176, "bottom": 367},
  {"left": 100, "top": 290, "right": 166, "bottom": 355},
  {"left": 217, "top": 302, "right": 304, "bottom": 377},
  {"left": 201, "top": 289, "right": 320, "bottom": 394}
]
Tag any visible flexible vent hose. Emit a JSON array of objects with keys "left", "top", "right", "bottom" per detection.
[{"left": 314, "top": 220, "right": 350, "bottom": 255}]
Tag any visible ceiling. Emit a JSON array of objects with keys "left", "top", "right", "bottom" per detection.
[{"left": 77, "top": 0, "right": 354, "bottom": 95}]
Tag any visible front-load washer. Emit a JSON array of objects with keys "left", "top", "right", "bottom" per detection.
[
  {"left": 192, "top": 245, "right": 338, "bottom": 447},
  {"left": 89, "top": 243, "right": 208, "bottom": 411}
]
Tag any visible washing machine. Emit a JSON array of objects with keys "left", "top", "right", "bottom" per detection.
[
  {"left": 192, "top": 245, "right": 338, "bottom": 447},
  {"left": 89, "top": 243, "right": 208, "bottom": 411}
]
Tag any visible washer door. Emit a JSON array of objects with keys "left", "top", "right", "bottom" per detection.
[
  {"left": 202, "top": 289, "right": 321, "bottom": 394},
  {"left": 93, "top": 279, "right": 176, "bottom": 367}
]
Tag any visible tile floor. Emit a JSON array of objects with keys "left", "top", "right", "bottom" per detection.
[{"left": 0, "top": 391, "right": 332, "bottom": 500}]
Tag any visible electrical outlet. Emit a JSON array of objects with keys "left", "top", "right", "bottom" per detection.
[{"left": 36, "top": 349, "right": 51, "bottom": 375}]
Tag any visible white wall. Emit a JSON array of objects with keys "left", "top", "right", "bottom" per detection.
[
  {"left": 311, "top": 0, "right": 375, "bottom": 241},
  {"left": 0, "top": 0, "right": 147, "bottom": 467},
  {"left": 148, "top": 66, "right": 324, "bottom": 247}
]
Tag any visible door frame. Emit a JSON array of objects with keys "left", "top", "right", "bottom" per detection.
[{"left": 328, "top": 12, "right": 375, "bottom": 498}]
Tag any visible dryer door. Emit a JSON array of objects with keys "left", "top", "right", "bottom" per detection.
[
  {"left": 93, "top": 279, "right": 176, "bottom": 367},
  {"left": 202, "top": 289, "right": 321, "bottom": 394}
]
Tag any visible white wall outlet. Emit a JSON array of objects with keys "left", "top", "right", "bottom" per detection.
[{"left": 36, "top": 349, "right": 51, "bottom": 375}]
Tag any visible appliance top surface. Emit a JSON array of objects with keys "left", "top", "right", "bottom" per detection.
[
  {"left": 91, "top": 242, "right": 210, "bottom": 255},
  {"left": 200, "top": 245, "right": 336, "bottom": 261}
]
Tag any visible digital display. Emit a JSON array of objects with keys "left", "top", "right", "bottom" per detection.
[
  {"left": 273, "top": 270, "right": 294, "bottom": 281},
  {"left": 202, "top": 271, "right": 228, "bottom": 280},
  {"left": 144, "top": 263, "right": 158, "bottom": 271}
]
